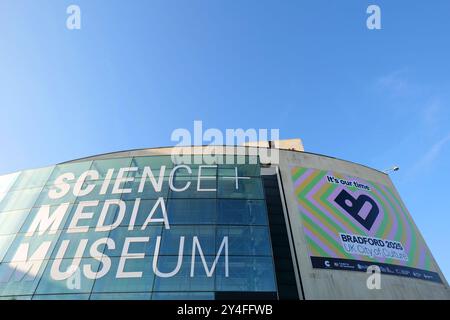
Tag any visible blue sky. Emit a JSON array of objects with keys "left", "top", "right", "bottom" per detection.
[{"left": 1, "top": 1, "right": 449, "bottom": 281}]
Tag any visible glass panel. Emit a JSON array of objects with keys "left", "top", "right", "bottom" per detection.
[
  {"left": 0, "top": 209, "right": 30, "bottom": 235},
  {"left": 120, "top": 177, "right": 170, "bottom": 201},
  {"left": 166, "top": 199, "right": 216, "bottom": 225},
  {"left": 35, "top": 257, "right": 100, "bottom": 294},
  {"left": 0, "top": 259, "right": 49, "bottom": 296},
  {"left": 2, "top": 232, "right": 62, "bottom": 263},
  {"left": 0, "top": 187, "right": 42, "bottom": 212},
  {"left": 105, "top": 226, "right": 163, "bottom": 257},
  {"left": 0, "top": 154, "right": 274, "bottom": 298},
  {"left": 217, "top": 200, "right": 268, "bottom": 225},
  {"left": 91, "top": 256, "right": 154, "bottom": 293},
  {"left": 172, "top": 165, "right": 217, "bottom": 177},
  {"left": 218, "top": 177, "right": 264, "bottom": 199},
  {"left": 90, "top": 157, "right": 132, "bottom": 179},
  {"left": 169, "top": 176, "right": 216, "bottom": 199},
  {"left": 90, "top": 292, "right": 151, "bottom": 300},
  {"left": 128, "top": 156, "right": 175, "bottom": 178},
  {"left": 32, "top": 293, "right": 90, "bottom": 300},
  {"left": 19, "top": 204, "right": 74, "bottom": 234},
  {"left": 0, "top": 295, "right": 32, "bottom": 300},
  {"left": 50, "top": 229, "right": 111, "bottom": 259},
  {"left": 11, "top": 166, "right": 54, "bottom": 191},
  {"left": 46, "top": 161, "right": 93, "bottom": 185},
  {"left": 63, "top": 200, "right": 120, "bottom": 230},
  {"left": 151, "top": 292, "right": 214, "bottom": 300},
  {"left": 216, "top": 226, "right": 272, "bottom": 256},
  {"left": 118, "top": 199, "right": 167, "bottom": 229},
  {"left": 152, "top": 255, "right": 214, "bottom": 292},
  {"left": 73, "top": 180, "right": 122, "bottom": 203},
  {"left": 218, "top": 165, "right": 260, "bottom": 177},
  {"left": 0, "top": 172, "right": 20, "bottom": 194},
  {"left": 34, "top": 183, "right": 77, "bottom": 207},
  {"left": 0, "top": 235, "right": 15, "bottom": 262},
  {"left": 215, "top": 256, "right": 276, "bottom": 292},
  {"left": 158, "top": 226, "right": 215, "bottom": 255}
]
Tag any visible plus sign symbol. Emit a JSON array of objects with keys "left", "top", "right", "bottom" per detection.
[{"left": 222, "top": 167, "right": 250, "bottom": 190}]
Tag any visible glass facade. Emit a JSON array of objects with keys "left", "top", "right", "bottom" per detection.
[{"left": 0, "top": 155, "right": 278, "bottom": 300}]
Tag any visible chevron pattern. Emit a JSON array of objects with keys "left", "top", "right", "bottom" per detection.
[{"left": 290, "top": 166, "right": 432, "bottom": 270}]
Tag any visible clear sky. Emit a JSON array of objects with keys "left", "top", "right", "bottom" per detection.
[{"left": 1, "top": 1, "right": 449, "bottom": 281}]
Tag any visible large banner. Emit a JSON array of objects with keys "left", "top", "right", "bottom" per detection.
[{"left": 290, "top": 166, "right": 442, "bottom": 283}]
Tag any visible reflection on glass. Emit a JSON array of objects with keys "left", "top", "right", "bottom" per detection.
[
  {"left": 215, "top": 256, "right": 276, "bottom": 292},
  {"left": 120, "top": 177, "right": 170, "bottom": 201},
  {"left": 35, "top": 258, "right": 100, "bottom": 294},
  {"left": 11, "top": 167, "right": 54, "bottom": 191},
  {"left": 2, "top": 232, "right": 62, "bottom": 263},
  {"left": 0, "top": 235, "right": 15, "bottom": 262},
  {"left": 73, "top": 180, "right": 122, "bottom": 203},
  {"left": 46, "top": 162, "right": 93, "bottom": 185},
  {"left": 90, "top": 158, "right": 133, "bottom": 179},
  {"left": 218, "top": 177, "right": 264, "bottom": 199},
  {"left": 0, "top": 160, "right": 276, "bottom": 299},
  {"left": 20, "top": 204, "right": 74, "bottom": 234},
  {"left": 92, "top": 256, "right": 154, "bottom": 293},
  {"left": 218, "top": 164, "right": 260, "bottom": 177},
  {"left": 0, "top": 259, "right": 49, "bottom": 296},
  {"left": 216, "top": 226, "right": 272, "bottom": 256},
  {"left": 62, "top": 200, "right": 119, "bottom": 230},
  {"left": 169, "top": 176, "right": 216, "bottom": 199},
  {"left": 90, "top": 292, "right": 151, "bottom": 300},
  {"left": 166, "top": 199, "right": 216, "bottom": 225},
  {"left": 128, "top": 156, "right": 175, "bottom": 178},
  {"left": 118, "top": 199, "right": 167, "bottom": 228},
  {"left": 0, "top": 172, "right": 20, "bottom": 194},
  {"left": 152, "top": 292, "right": 215, "bottom": 300},
  {"left": 0, "top": 295, "right": 32, "bottom": 300},
  {"left": 0, "top": 209, "right": 31, "bottom": 235},
  {"left": 159, "top": 226, "right": 216, "bottom": 255},
  {"left": 51, "top": 229, "right": 111, "bottom": 259},
  {"left": 0, "top": 188, "right": 42, "bottom": 212},
  {"left": 34, "top": 184, "right": 77, "bottom": 207},
  {"left": 106, "top": 226, "right": 162, "bottom": 257},
  {"left": 217, "top": 200, "right": 268, "bottom": 225},
  {"left": 32, "top": 293, "right": 90, "bottom": 300},
  {"left": 152, "top": 255, "right": 215, "bottom": 292}
]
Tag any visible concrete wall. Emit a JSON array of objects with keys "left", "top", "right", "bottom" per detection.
[{"left": 277, "top": 150, "right": 450, "bottom": 299}]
